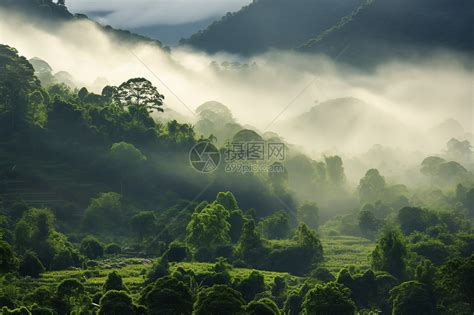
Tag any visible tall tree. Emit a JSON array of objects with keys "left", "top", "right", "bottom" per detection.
[
  {"left": 193, "top": 285, "right": 245, "bottom": 315},
  {"left": 99, "top": 290, "right": 137, "bottom": 315},
  {"left": 358, "top": 169, "right": 386, "bottom": 204},
  {"left": 324, "top": 155, "right": 346, "bottom": 187},
  {"left": 297, "top": 202, "right": 319, "bottom": 230},
  {"left": 302, "top": 282, "right": 355, "bottom": 315},
  {"left": 114, "top": 78, "right": 164, "bottom": 113},
  {"left": 0, "top": 241, "right": 18, "bottom": 274},
  {"left": 389, "top": 281, "right": 434, "bottom": 315},
  {"left": 0, "top": 45, "right": 44, "bottom": 132},
  {"left": 186, "top": 203, "right": 231, "bottom": 250},
  {"left": 236, "top": 219, "right": 266, "bottom": 266},
  {"left": 371, "top": 229, "right": 407, "bottom": 279},
  {"left": 143, "top": 276, "right": 193, "bottom": 315}
]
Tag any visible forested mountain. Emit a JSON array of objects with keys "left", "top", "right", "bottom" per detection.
[
  {"left": 279, "top": 98, "right": 412, "bottom": 152},
  {"left": 1, "top": 1, "right": 474, "bottom": 314},
  {"left": 183, "top": 0, "right": 473, "bottom": 66},
  {"left": 300, "top": 0, "right": 474, "bottom": 66},
  {"left": 181, "top": 0, "right": 361, "bottom": 55},
  {"left": 0, "top": 0, "right": 164, "bottom": 48}
]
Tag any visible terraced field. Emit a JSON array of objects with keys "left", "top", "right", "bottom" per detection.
[
  {"left": 14, "top": 235, "right": 374, "bottom": 299},
  {"left": 321, "top": 235, "right": 375, "bottom": 273}
]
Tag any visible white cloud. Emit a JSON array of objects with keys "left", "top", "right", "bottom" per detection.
[{"left": 66, "top": 0, "right": 252, "bottom": 27}]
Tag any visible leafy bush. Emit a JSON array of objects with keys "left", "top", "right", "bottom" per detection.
[{"left": 80, "top": 236, "right": 104, "bottom": 259}]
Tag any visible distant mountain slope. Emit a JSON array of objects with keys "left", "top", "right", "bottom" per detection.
[
  {"left": 300, "top": 0, "right": 474, "bottom": 65},
  {"left": 0, "top": 0, "right": 164, "bottom": 48},
  {"left": 181, "top": 0, "right": 361, "bottom": 55},
  {"left": 183, "top": 0, "right": 473, "bottom": 66},
  {"left": 278, "top": 98, "right": 416, "bottom": 152}
]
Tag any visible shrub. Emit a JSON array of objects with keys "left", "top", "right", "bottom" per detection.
[
  {"left": 80, "top": 236, "right": 104, "bottom": 259},
  {"left": 166, "top": 242, "right": 189, "bottom": 262},
  {"left": 19, "top": 251, "right": 45, "bottom": 278},
  {"left": 104, "top": 244, "right": 122, "bottom": 255}
]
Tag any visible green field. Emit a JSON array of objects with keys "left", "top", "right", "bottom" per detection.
[
  {"left": 321, "top": 235, "right": 375, "bottom": 273},
  {"left": 13, "top": 235, "right": 374, "bottom": 299}
]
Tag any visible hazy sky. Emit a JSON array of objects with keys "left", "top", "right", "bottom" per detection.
[{"left": 67, "top": 0, "right": 252, "bottom": 27}]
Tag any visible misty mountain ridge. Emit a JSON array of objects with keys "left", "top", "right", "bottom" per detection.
[
  {"left": 183, "top": 0, "right": 473, "bottom": 67},
  {"left": 182, "top": 0, "right": 361, "bottom": 55},
  {"left": 0, "top": 0, "right": 165, "bottom": 49},
  {"left": 278, "top": 97, "right": 458, "bottom": 154},
  {"left": 300, "top": 0, "right": 474, "bottom": 65}
]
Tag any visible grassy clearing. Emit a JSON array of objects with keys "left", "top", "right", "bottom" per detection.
[
  {"left": 21, "top": 235, "right": 374, "bottom": 299},
  {"left": 19, "top": 258, "right": 152, "bottom": 299},
  {"left": 321, "top": 235, "right": 375, "bottom": 273},
  {"left": 171, "top": 262, "right": 302, "bottom": 286}
]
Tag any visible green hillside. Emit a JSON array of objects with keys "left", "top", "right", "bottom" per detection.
[{"left": 182, "top": 0, "right": 361, "bottom": 55}]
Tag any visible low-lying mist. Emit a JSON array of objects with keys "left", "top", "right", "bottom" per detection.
[{"left": 1, "top": 10, "right": 472, "bottom": 185}]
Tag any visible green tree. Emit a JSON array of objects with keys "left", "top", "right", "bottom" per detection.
[
  {"left": 0, "top": 45, "right": 44, "bottom": 132},
  {"left": 0, "top": 240, "right": 18, "bottom": 274},
  {"left": 145, "top": 257, "right": 169, "bottom": 284},
  {"left": 246, "top": 298, "right": 281, "bottom": 315},
  {"left": 114, "top": 78, "right": 164, "bottom": 113},
  {"left": 236, "top": 219, "right": 266, "bottom": 266},
  {"left": 109, "top": 142, "right": 147, "bottom": 194},
  {"left": 420, "top": 156, "right": 445, "bottom": 180},
  {"left": 56, "top": 279, "right": 91, "bottom": 315},
  {"left": 324, "top": 155, "right": 346, "bottom": 187},
  {"left": 236, "top": 271, "right": 266, "bottom": 302},
  {"left": 110, "top": 142, "right": 147, "bottom": 166},
  {"left": 143, "top": 276, "right": 193, "bottom": 315},
  {"left": 397, "top": 207, "right": 438, "bottom": 235},
  {"left": 228, "top": 210, "right": 245, "bottom": 243},
  {"left": 13, "top": 208, "right": 71, "bottom": 270},
  {"left": 358, "top": 209, "right": 379, "bottom": 239},
  {"left": 446, "top": 138, "right": 472, "bottom": 162},
  {"left": 186, "top": 203, "right": 230, "bottom": 250},
  {"left": 297, "top": 202, "right": 319, "bottom": 230},
  {"left": 435, "top": 254, "right": 474, "bottom": 312},
  {"left": 19, "top": 251, "right": 45, "bottom": 278},
  {"left": 214, "top": 191, "right": 239, "bottom": 211},
  {"left": 103, "top": 271, "right": 127, "bottom": 293},
  {"left": 83, "top": 192, "right": 123, "bottom": 233},
  {"left": 271, "top": 276, "right": 287, "bottom": 307},
  {"left": 259, "top": 211, "right": 290, "bottom": 240},
  {"left": 302, "top": 282, "right": 355, "bottom": 315},
  {"left": 358, "top": 169, "right": 386, "bottom": 204},
  {"left": 80, "top": 236, "right": 104, "bottom": 259},
  {"left": 99, "top": 290, "right": 136, "bottom": 315},
  {"left": 295, "top": 224, "right": 324, "bottom": 266},
  {"left": 437, "top": 161, "right": 469, "bottom": 186},
  {"left": 193, "top": 285, "right": 245, "bottom": 315},
  {"left": 389, "top": 281, "right": 434, "bottom": 315},
  {"left": 105, "top": 244, "right": 122, "bottom": 256},
  {"left": 165, "top": 241, "right": 189, "bottom": 262},
  {"left": 130, "top": 211, "right": 156, "bottom": 240},
  {"left": 371, "top": 229, "right": 407, "bottom": 279},
  {"left": 51, "top": 248, "right": 76, "bottom": 270},
  {"left": 465, "top": 188, "right": 474, "bottom": 217}
]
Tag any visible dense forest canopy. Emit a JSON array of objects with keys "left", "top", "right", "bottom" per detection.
[{"left": 0, "top": 0, "right": 473, "bottom": 314}]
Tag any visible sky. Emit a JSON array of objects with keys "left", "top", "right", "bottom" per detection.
[
  {"left": 67, "top": 0, "right": 252, "bottom": 44},
  {"left": 67, "top": 0, "right": 251, "bottom": 27}
]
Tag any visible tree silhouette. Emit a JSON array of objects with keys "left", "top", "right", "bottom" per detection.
[{"left": 114, "top": 78, "right": 164, "bottom": 113}]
